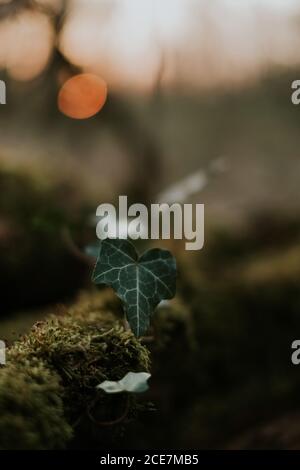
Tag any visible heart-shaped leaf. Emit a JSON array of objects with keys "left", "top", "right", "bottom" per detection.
[
  {"left": 96, "top": 372, "right": 151, "bottom": 394},
  {"left": 92, "top": 239, "right": 176, "bottom": 336}
]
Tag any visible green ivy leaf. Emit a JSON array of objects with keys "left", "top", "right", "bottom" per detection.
[
  {"left": 92, "top": 239, "right": 176, "bottom": 336},
  {"left": 96, "top": 372, "right": 151, "bottom": 394}
]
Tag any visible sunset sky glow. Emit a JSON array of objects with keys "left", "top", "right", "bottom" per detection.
[{"left": 0, "top": 0, "right": 299, "bottom": 90}]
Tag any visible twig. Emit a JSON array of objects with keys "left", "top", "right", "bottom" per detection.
[{"left": 87, "top": 394, "right": 130, "bottom": 427}]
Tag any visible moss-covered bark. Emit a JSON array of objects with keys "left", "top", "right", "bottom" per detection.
[{"left": 0, "top": 290, "right": 150, "bottom": 449}]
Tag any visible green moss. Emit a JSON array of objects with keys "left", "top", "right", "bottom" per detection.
[
  {"left": 0, "top": 359, "right": 72, "bottom": 450},
  {"left": 0, "top": 290, "right": 150, "bottom": 449}
]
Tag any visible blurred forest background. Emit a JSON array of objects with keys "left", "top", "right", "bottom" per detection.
[{"left": 1, "top": 0, "right": 300, "bottom": 449}]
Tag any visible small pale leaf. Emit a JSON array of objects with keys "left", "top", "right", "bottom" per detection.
[{"left": 96, "top": 372, "right": 151, "bottom": 394}]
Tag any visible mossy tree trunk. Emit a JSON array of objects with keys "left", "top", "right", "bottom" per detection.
[{"left": 0, "top": 290, "right": 150, "bottom": 450}]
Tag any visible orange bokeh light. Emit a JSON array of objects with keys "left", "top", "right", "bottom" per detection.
[{"left": 58, "top": 73, "right": 107, "bottom": 119}]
